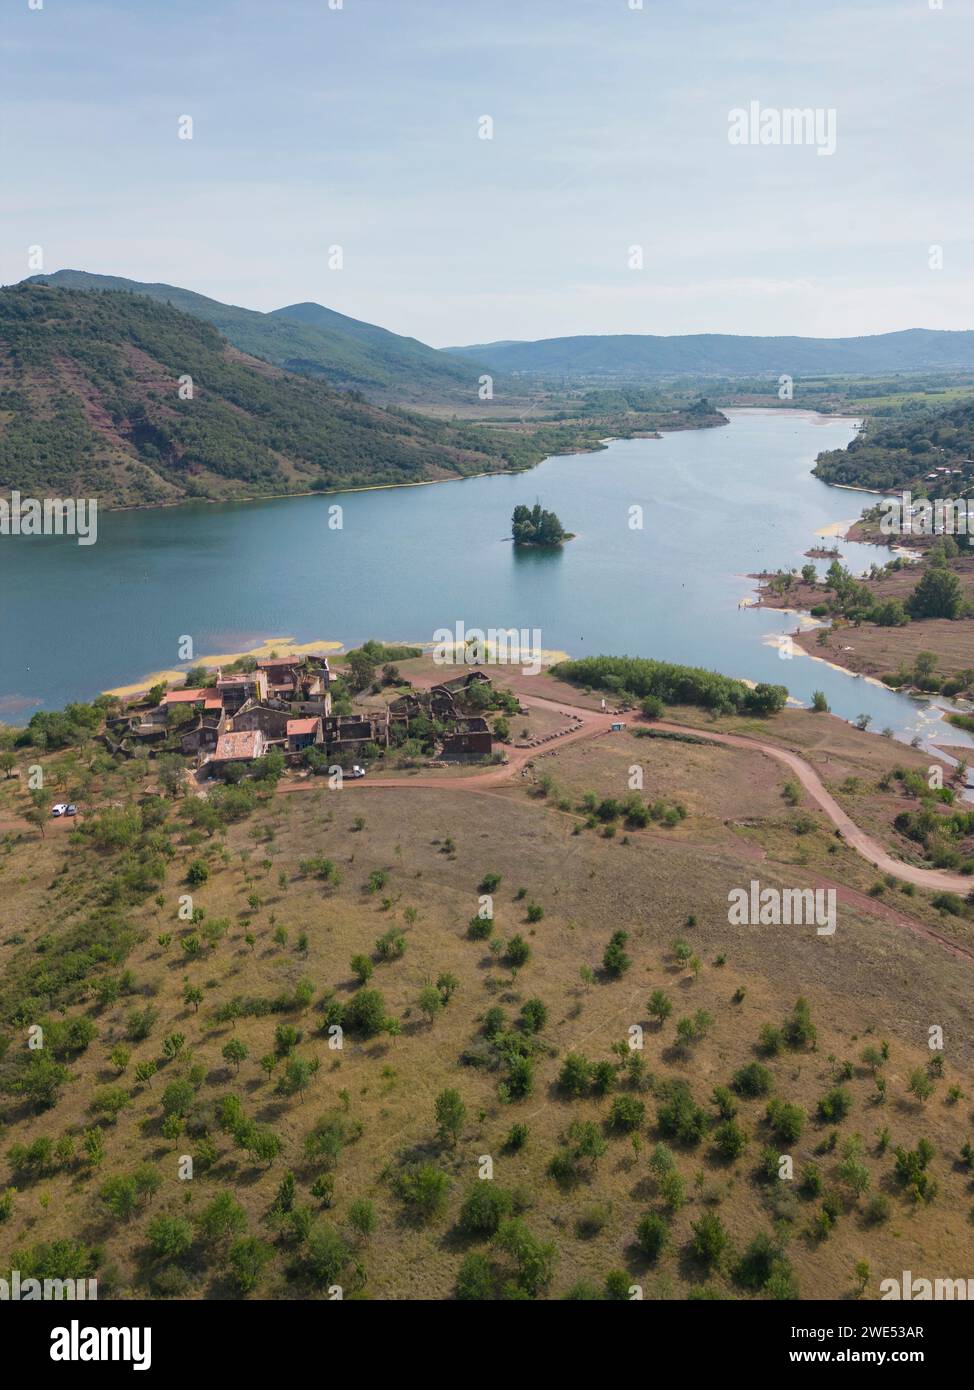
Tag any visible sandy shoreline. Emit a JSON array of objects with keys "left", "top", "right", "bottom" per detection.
[
  {"left": 104, "top": 636, "right": 572, "bottom": 700},
  {"left": 104, "top": 637, "right": 345, "bottom": 698}
]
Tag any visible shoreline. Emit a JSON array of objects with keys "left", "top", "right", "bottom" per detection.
[
  {"left": 104, "top": 637, "right": 345, "bottom": 699},
  {"left": 103, "top": 636, "right": 573, "bottom": 702},
  {"left": 39, "top": 415, "right": 730, "bottom": 520}
]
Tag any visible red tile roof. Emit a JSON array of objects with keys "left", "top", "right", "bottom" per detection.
[
  {"left": 163, "top": 688, "right": 207, "bottom": 704},
  {"left": 287, "top": 718, "right": 319, "bottom": 736},
  {"left": 213, "top": 731, "right": 264, "bottom": 762}
]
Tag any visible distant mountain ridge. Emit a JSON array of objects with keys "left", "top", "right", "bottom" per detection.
[
  {"left": 444, "top": 329, "right": 974, "bottom": 379},
  {"left": 20, "top": 270, "right": 487, "bottom": 403}
]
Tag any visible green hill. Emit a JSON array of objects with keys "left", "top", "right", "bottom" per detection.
[
  {"left": 444, "top": 329, "right": 974, "bottom": 380},
  {"left": 21, "top": 270, "right": 487, "bottom": 404},
  {"left": 813, "top": 394, "right": 974, "bottom": 491},
  {"left": 0, "top": 283, "right": 529, "bottom": 507}
]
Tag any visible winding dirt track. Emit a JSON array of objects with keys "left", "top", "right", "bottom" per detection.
[
  {"left": 6, "top": 691, "right": 973, "bottom": 904},
  {"left": 285, "top": 693, "right": 974, "bottom": 898}
]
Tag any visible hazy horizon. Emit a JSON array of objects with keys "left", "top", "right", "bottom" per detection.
[{"left": 4, "top": 0, "right": 974, "bottom": 346}]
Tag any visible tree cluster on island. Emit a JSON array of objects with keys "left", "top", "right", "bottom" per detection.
[{"left": 511, "top": 503, "right": 570, "bottom": 547}]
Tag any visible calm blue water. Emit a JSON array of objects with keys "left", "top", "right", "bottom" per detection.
[{"left": 0, "top": 408, "right": 968, "bottom": 750}]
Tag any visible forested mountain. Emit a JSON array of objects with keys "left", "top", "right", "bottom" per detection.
[
  {"left": 21, "top": 270, "right": 487, "bottom": 403},
  {"left": 0, "top": 284, "right": 528, "bottom": 507},
  {"left": 813, "top": 396, "right": 974, "bottom": 490},
  {"left": 444, "top": 329, "right": 974, "bottom": 379}
]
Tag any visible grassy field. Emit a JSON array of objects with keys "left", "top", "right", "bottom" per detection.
[{"left": 1, "top": 675, "right": 973, "bottom": 1302}]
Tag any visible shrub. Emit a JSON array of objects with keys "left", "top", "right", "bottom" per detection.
[
  {"left": 602, "top": 931, "right": 631, "bottom": 977},
  {"left": 493, "top": 1217, "right": 557, "bottom": 1297},
  {"left": 635, "top": 1211, "right": 669, "bottom": 1261},
  {"left": 303, "top": 1222, "right": 352, "bottom": 1288},
  {"left": 456, "top": 1251, "right": 495, "bottom": 1300},
  {"left": 146, "top": 1214, "right": 193, "bottom": 1261},
  {"left": 558, "top": 1052, "right": 592, "bottom": 1098},
  {"left": 766, "top": 1098, "right": 805, "bottom": 1143},
  {"left": 457, "top": 1184, "right": 516, "bottom": 1237},
  {"left": 608, "top": 1095, "right": 645, "bottom": 1134},
  {"left": 690, "top": 1211, "right": 728, "bottom": 1268},
  {"left": 506, "top": 936, "right": 531, "bottom": 967},
  {"left": 228, "top": 1236, "right": 273, "bottom": 1293},
  {"left": 712, "top": 1119, "right": 748, "bottom": 1162},
  {"left": 656, "top": 1081, "right": 708, "bottom": 1145},
  {"left": 817, "top": 1087, "right": 853, "bottom": 1123},
  {"left": 344, "top": 988, "right": 392, "bottom": 1038},
  {"left": 395, "top": 1163, "right": 450, "bottom": 1223},
  {"left": 520, "top": 998, "right": 548, "bottom": 1034},
  {"left": 734, "top": 1231, "right": 785, "bottom": 1292},
  {"left": 732, "top": 1062, "right": 773, "bottom": 1098}
]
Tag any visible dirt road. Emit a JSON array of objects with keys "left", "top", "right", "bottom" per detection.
[
  {"left": 7, "top": 691, "right": 973, "bottom": 902},
  {"left": 285, "top": 695, "right": 974, "bottom": 897}
]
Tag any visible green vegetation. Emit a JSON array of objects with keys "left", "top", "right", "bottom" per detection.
[
  {"left": 0, "top": 285, "right": 596, "bottom": 507},
  {"left": 554, "top": 654, "right": 787, "bottom": 716},
  {"left": 814, "top": 394, "right": 974, "bottom": 492},
  {"left": 511, "top": 503, "right": 569, "bottom": 547}
]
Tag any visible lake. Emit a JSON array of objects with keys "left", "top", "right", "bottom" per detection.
[{"left": 0, "top": 407, "right": 969, "bottom": 751}]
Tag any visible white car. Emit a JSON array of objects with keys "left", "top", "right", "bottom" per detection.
[
  {"left": 50, "top": 803, "right": 69, "bottom": 817},
  {"left": 350, "top": 765, "right": 366, "bottom": 779}
]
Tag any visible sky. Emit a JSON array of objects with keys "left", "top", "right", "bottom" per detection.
[{"left": 2, "top": 0, "right": 974, "bottom": 347}]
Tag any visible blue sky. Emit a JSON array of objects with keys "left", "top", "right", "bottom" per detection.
[{"left": 2, "top": 0, "right": 973, "bottom": 345}]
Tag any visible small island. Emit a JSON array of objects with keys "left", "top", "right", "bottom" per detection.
[{"left": 511, "top": 502, "right": 573, "bottom": 547}]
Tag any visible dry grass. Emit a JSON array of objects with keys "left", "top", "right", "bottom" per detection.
[{"left": 2, "top": 702, "right": 973, "bottom": 1301}]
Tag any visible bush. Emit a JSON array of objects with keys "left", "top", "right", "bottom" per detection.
[
  {"left": 520, "top": 998, "right": 548, "bottom": 1034},
  {"left": 602, "top": 930, "right": 631, "bottom": 977},
  {"left": 395, "top": 1163, "right": 450, "bottom": 1223},
  {"left": 344, "top": 988, "right": 391, "bottom": 1038},
  {"left": 766, "top": 1098, "right": 806, "bottom": 1143},
  {"left": 493, "top": 1217, "right": 557, "bottom": 1297},
  {"left": 303, "top": 1222, "right": 352, "bottom": 1288},
  {"left": 608, "top": 1095, "right": 645, "bottom": 1134},
  {"left": 506, "top": 936, "right": 531, "bottom": 968},
  {"left": 558, "top": 1052, "right": 592, "bottom": 1098},
  {"left": 690, "top": 1211, "right": 728, "bottom": 1268},
  {"left": 732, "top": 1062, "right": 773, "bottom": 1098},
  {"left": 864, "top": 1192, "right": 891, "bottom": 1226},
  {"left": 456, "top": 1251, "right": 495, "bottom": 1300},
  {"left": 734, "top": 1231, "right": 785, "bottom": 1292},
  {"left": 712, "top": 1119, "right": 748, "bottom": 1162},
  {"left": 817, "top": 1087, "right": 853, "bottom": 1123},
  {"left": 146, "top": 1214, "right": 193, "bottom": 1261},
  {"left": 635, "top": 1211, "right": 669, "bottom": 1261},
  {"left": 457, "top": 1184, "right": 516, "bottom": 1237},
  {"left": 656, "top": 1081, "right": 709, "bottom": 1145},
  {"left": 228, "top": 1236, "right": 273, "bottom": 1293}
]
